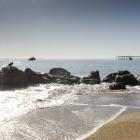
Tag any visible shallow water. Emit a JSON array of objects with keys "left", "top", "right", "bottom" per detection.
[{"left": 0, "top": 83, "right": 139, "bottom": 139}]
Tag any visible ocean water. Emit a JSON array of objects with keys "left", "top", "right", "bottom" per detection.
[{"left": 0, "top": 59, "right": 140, "bottom": 139}]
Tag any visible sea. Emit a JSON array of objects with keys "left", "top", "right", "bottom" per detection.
[{"left": 0, "top": 59, "right": 140, "bottom": 140}]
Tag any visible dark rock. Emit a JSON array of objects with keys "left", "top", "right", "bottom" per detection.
[
  {"left": 81, "top": 78, "right": 100, "bottom": 84},
  {"left": 102, "top": 73, "right": 117, "bottom": 83},
  {"left": 8, "top": 62, "right": 14, "bottom": 67},
  {"left": 57, "top": 75, "right": 80, "bottom": 85},
  {"left": 25, "top": 68, "right": 49, "bottom": 84},
  {"left": 2, "top": 66, "right": 27, "bottom": 88},
  {"left": 115, "top": 74, "right": 138, "bottom": 86},
  {"left": 88, "top": 71, "right": 101, "bottom": 81},
  {"left": 28, "top": 57, "right": 36, "bottom": 61},
  {"left": 103, "top": 70, "right": 131, "bottom": 83},
  {"left": 118, "top": 70, "right": 131, "bottom": 76},
  {"left": 49, "top": 68, "right": 71, "bottom": 79},
  {"left": 109, "top": 82, "right": 126, "bottom": 90},
  {"left": 81, "top": 71, "right": 101, "bottom": 85}
]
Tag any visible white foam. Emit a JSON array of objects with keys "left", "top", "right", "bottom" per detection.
[
  {"left": 0, "top": 84, "right": 78, "bottom": 126},
  {"left": 76, "top": 106, "right": 127, "bottom": 140}
]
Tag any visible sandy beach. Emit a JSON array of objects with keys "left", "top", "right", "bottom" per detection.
[{"left": 86, "top": 109, "right": 140, "bottom": 140}]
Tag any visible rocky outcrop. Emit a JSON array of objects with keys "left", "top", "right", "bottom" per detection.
[
  {"left": 1, "top": 66, "right": 27, "bottom": 88},
  {"left": 0, "top": 63, "right": 139, "bottom": 90},
  {"left": 81, "top": 71, "right": 101, "bottom": 84},
  {"left": 49, "top": 68, "right": 71, "bottom": 79},
  {"left": 0, "top": 65, "right": 51, "bottom": 89},
  {"left": 109, "top": 82, "right": 126, "bottom": 90}
]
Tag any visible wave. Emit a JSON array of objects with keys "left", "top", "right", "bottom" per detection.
[{"left": 77, "top": 105, "right": 127, "bottom": 140}]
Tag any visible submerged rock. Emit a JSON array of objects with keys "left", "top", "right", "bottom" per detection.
[{"left": 109, "top": 82, "right": 126, "bottom": 90}]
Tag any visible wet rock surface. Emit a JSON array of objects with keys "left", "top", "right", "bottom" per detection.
[
  {"left": 109, "top": 82, "right": 126, "bottom": 90},
  {"left": 0, "top": 64, "right": 139, "bottom": 90}
]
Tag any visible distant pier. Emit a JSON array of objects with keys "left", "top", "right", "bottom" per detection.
[{"left": 117, "top": 56, "right": 140, "bottom": 60}]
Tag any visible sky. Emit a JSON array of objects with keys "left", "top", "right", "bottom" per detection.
[{"left": 0, "top": 0, "right": 140, "bottom": 59}]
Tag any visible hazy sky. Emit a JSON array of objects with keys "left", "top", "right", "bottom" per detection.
[{"left": 0, "top": 0, "right": 140, "bottom": 59}]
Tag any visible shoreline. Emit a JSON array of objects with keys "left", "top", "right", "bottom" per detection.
[
  {"left": 77, "top": 105, "right": 126, "bottom": 140},
  {"left": 85, "top": 108, "right": 140, "bottom": 140}
]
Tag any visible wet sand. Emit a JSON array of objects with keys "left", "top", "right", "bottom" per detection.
[
  {"left": 0, "top": 104, "right": 122, "bottom": 140},
  {"left": 86, "top": 109, "right": 140, "bottom": 140}
]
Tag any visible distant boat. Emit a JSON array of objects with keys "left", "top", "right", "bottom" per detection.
[{"left": 28, "top": 57, "right": 36, "bottom": 61}]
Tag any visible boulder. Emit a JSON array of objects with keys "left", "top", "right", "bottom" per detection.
[
  {"left": 49, "top": 68, "right": 71, "bottom": 79},
  {"left": 25, "top": 68, "right": 49, "bottom": 84},
  {"left": 88, "top": 71, "right": 101, "bottom": 81},
  {"left": 81, "top": 71, "right": 101, "bottom": 84},
  {"left": 28, "top": 57, "right": 36, "bottom": 61},
  {"left": 103, "top": 70, "right": 131, "bottom": 83},
  {"left": 109, "top": 82, "right": 126, "bottom": 90},
  {"left": 2, "top": 66, "right": 27, "bottom": 88},
  {"left": 102, "top": 73, "right": 117, "bottom": 83},
  {"left": 115, "top": 74, "right": 138, "bottom": 86}
]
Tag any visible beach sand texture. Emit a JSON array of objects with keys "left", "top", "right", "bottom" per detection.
[{"left": 86, "top": 111, "right": 140, "bottom": 140}]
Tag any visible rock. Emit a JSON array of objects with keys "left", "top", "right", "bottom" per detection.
[
  {"left": 81, "top": 78, "right": 100, "bottom": 84},
  {"left": 25, "top": 68, "right": 49, "bottom": 84},
  {"left": 81, "top": 71, "right": 101, "bottom": 84},
  {"left": 49, "top": 68, "right": 71, "bottom": 79},
  {"left": 109, "top": 82, "right": 126, "bottom": 90},
  {"left": 28, "top": 57, "right": 36, "bottom": 61},
  {"left": 88, "top": 71, "right": 101, "bottom": 81},
  {"left": 57, "top": 75, "right": 80, "bottom": 85},
  {"left": 8, "top": 62, "right": 14, "bottom": 67},
  {"left": 103, "top": 70, "right": 131, "bottom": 83},
  {"left": 137, "top": 75, "right": 140, "bottom": 81},
  {"left": 2, "top": 66, "right": 27, "bottom": 88},
  {"left": 137, "top": 75, "right": 140, "bottom": 85},
  {"left": 118, "top": 70, "right": 131, "bottom": 76},
  {"left": 115, "top": 74, "right": 138, "bottom": 86},
  {"left": 102, "top": 73, "right": 117, "bottom": 83}
]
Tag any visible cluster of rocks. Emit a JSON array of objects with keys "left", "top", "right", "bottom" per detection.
[
  {"left": 103, "top": 70, "right": 139, "bottom": 90},
  {"left": 0, "top": 63, "right": 139, "bottom": 90}
]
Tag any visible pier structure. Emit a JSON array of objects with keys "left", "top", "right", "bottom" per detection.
[{"left": 117, "top": 56, "right": 140, "bottom": 60}]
